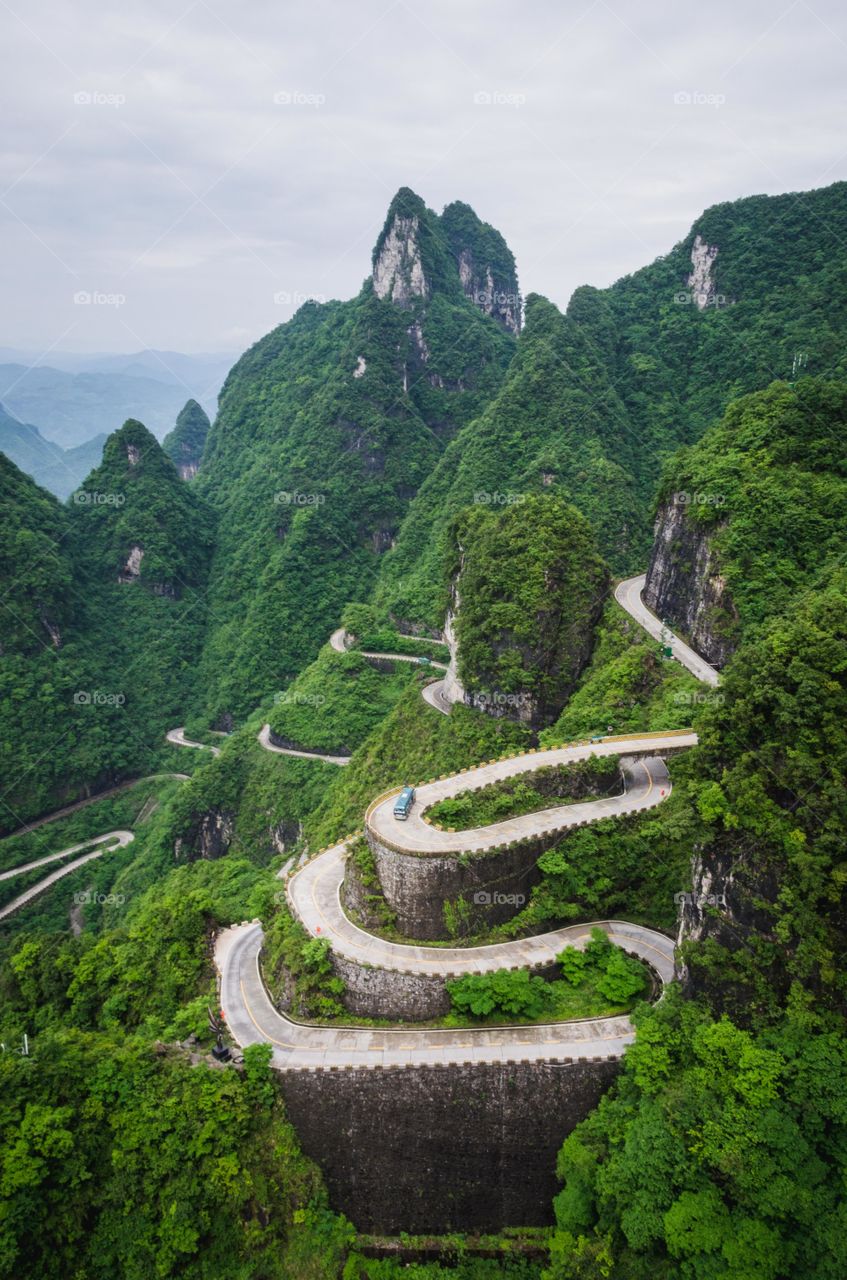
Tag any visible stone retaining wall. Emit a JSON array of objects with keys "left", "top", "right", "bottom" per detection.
[
  {"left": 366, "top": 830, "right": 549, "bottom": 939},
  {"left": 278, "top": 1057, "right": 620, "bottom": 1231},
  {"left": 331, "top": 953, "right": 452, "bottom": 1019},
  {"left": 331, "top": 952, "right": 562, "bottom": 1021}
]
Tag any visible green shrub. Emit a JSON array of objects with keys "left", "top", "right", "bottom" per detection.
[
  {"left": 557, "top": 928, "right": 648, "bottom": 1006},
  {"left": 447, "top": 968, "right": 553, "bottom": 1020}
]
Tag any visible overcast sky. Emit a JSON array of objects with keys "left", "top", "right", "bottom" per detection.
[{"left": 3, "top": 0, "right": 847, "bottom": 360}]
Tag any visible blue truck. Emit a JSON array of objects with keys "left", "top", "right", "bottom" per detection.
[{"left": 393, "top": 785, "right": 416, "bottom": 821}]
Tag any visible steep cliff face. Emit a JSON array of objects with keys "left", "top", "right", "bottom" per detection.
[
  {"left": 686, "top": 233, "right": 720, "bottom": 308},
  {"left": 174, "top": 807, "right": 235, "bottom": 861},
  {"left": 372, "top": 212, "right": 429, "bottom": 305},
  {"left": 370, "top": 188, "right": 447, "bottom": 309},
  {"left": 675, "top": 844, "right": 779, "bottom": 992},
  {"left": 441, "top": 199, "right": 521, "bottom": 334},
  {"left": 645, "top": 378, "right": 847, "bottom": 667},
  {"left": 644, "top": 498, "right": 739, "bottom": 667}
]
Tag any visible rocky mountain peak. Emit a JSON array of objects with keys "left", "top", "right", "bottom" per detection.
[
  {"left": 372, "top": 188, "right": 431, "bottom": 306},
  {"left": 163, "top": 398, "right": 211, "bottom": 480},
  {"left": 441, "top": 200, "right": 521, "bottom": 334},
  {"left": 371, "top": 188, "right": 521, "bottom": 332}
]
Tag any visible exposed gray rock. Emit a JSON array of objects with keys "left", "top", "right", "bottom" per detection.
[
  {"left": 174, "top": 807, "right": 235, "bottom": 861},
  {"left": 676, "top": 841, "right": 781, "bottom": 1007},
  {"left": 687, "top": 233, "right": 719, "bottom": 309},
  {"left": 373, "top": 214, "right": 429, "bottom": 305},
  {"left": 270, "top": 818, "right": 302, "bottom": 856},
  {"left": 644, "top": 498, "right": 739, "bottom": 666},
  {"left": 118, "top": 543, "right": 144, "bottom": 583},
  {"left": 457, "top": 247, "right": 521, "bottom": 334}
]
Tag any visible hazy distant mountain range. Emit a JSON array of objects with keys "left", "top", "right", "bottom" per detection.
[
  {"left": 0, "top": 347, "right": 234, "bottom": 495},
  {"left": 0, "top": 401, "right": 106, "bottom": 499}
]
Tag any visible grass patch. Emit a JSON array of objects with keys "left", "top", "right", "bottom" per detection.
[
  {"left": 539, "top": 598, "right": 706, "bottom": 744},
  {"left": 268, "top": 648, "right": 419, "bottom": 755}
]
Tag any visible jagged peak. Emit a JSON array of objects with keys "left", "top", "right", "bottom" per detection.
[
  {"left": 372, "top": 188, "right": 434, "bottom": 306},
  {"left": 89, "top": 418, "right": 186, "bottom": 485},
  {"left": 370, "top": 188, "right": 521, "bottom": 332},
  {"left": 440, "top": 201, "right": 521, "bottom": 334}
]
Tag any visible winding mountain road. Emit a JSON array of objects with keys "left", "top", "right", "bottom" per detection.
[
  {"left": 203, "top": 578, "right": 718, "bottom": 1067},
  {"left": 329, "top": 628, "right": 447, "bottom": 669},
  {"left": 166, "top": 727, "right": 222, "bottom": 756},
  {"left": 0, "top": 830, "right": 134, "bottom": 921},
  {"left": 218, "top": 919, "right": 670, "bottom": 1068},
  {"left": 287, "top": 836, "right": 674, "bottom": 980},
  {"left": 366, "top": 744, "right": 689, "bottom": 857},
  {"left": 218, "top": 728, "right": 694, "bottom": 1067},
  {"left": 615, "top": 574, "right": 721, "bottom": 687},
  {"left": 255, "top": 630, "right": 453, "bottom": 764},
  {"left": 257, "top": 723, "right": 351, "bottom": 766},
  {"left": 421, "top": 677, "right": 453, "bottom": 715}
]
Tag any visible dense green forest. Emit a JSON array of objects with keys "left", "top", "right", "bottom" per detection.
[
  {"left": 650, "top": 377, "right": 847, "bottom": 651},
  {"left": 1, "top": 180, "right": 846, "bottom": 1278},
  {"left": 449, "top": 494, "right": 609, "bottom": 725},
  {"left": 0, "top": 423, "right": 214, "bottom": 831}
]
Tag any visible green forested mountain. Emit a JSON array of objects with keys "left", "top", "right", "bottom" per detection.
[
  {"left": 375, "top": 180, "right": 847, "bottom": 625},
  {"left": 192, "top": 188, "right": 518, "bottom": 724},
  {"left": 644, "top": 377, "right": 847, "bottom": 663},
  {"left": 449, "top": 494, "right": 609, "bottom": 727},
  {"left": 0, "top": 421, "right": 215, "bottom": 830},
  {"left": 162, "top": 398, "right": 211, "bottom": 479}
]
